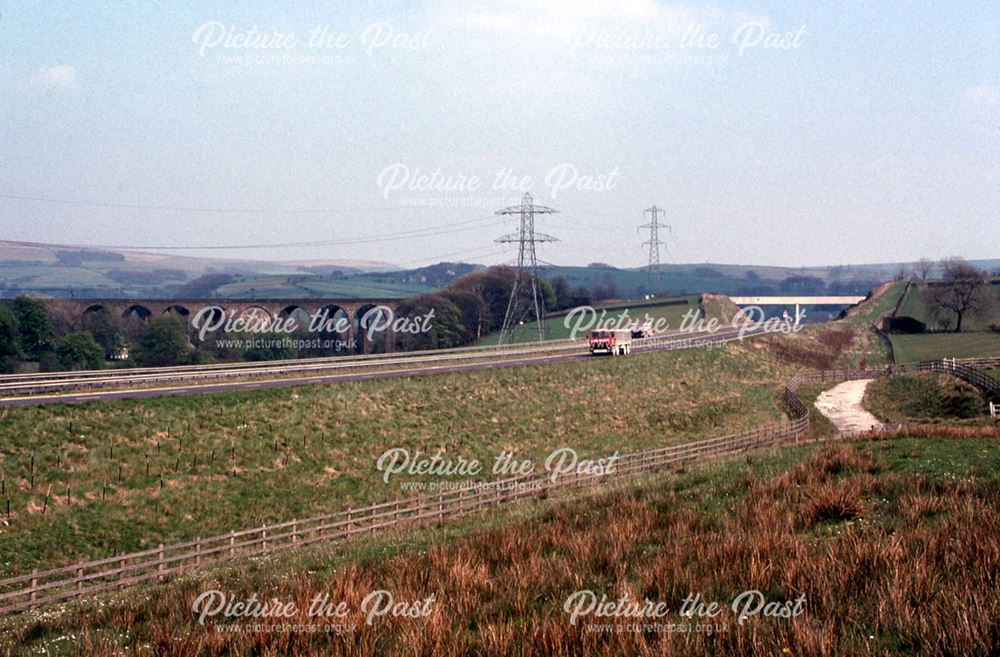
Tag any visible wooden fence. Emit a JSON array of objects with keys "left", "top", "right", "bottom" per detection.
[
  {"left": 0, "top": 416, "right": 807, "bottom": 615},
  {"left": 902, "top": 359, "right": 1000, "bottom": 402},
  {"left": 0, "top": 360, "right": 992, "bottom": 616}
]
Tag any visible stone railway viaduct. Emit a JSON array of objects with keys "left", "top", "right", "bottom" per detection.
[{"left": 41, "top": 298, "right": 406, "bottom": 353}]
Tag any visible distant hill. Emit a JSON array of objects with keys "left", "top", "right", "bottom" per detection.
[
  {"left": 0, "top": 241, "right": 395, "bottom": 299},
  {"left": 3, "top": 239, "right": 997, "bottom": 301}
]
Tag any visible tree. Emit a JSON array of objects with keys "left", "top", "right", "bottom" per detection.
[
  {"left": 548, "top": 275, "right": 572, "bottom": 311},
  {"left": 0, "top": 305, "right": 22, "bottom": 362},
  {"left": 780, "top": 275, "right": 826, "bottom": 294},
  {"left": 538, "top": 277, "right": 557, "bottom": 316},
  {"left": 914, "top": 258, "right": 935, "bottom": 280},
  {"left": 447, "top": 267, "right": 517, "bottom": 333},
  {"left": 438, "top": 289, "right": 489, "bottom": 343},
  {"left": 82, "top": 308, "right": 127, "bottom": 359},
  {"left": 393, "top": 294, "right": 464, "bottom": 351},
  {"left": 55, "top": 331, "right": 105, "bottom": 370},
  {"left": 924, "top": 258, "right": 995, "bottom": 332},
  {"left": 135, "top": 315, "right": 194, "bottom": 365},
  {"left": 10, "top": 296, "right": 54, "bottom": 359}
]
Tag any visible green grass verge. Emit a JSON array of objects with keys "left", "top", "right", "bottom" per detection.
[
  {"left": 864, "top": 373, "right": 986, "bottom": 422},
  {"left": 889, "top": 332, "right": 1000, "bottom": 363},
  {"left": 0, "top": 339, "right": 793, "bottom": 577}
]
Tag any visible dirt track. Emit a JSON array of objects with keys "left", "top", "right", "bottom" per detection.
[{"left": 814, "top": 378, "right": 884, "bottom": 433}]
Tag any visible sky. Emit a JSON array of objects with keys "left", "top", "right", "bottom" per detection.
[{"left": 0, "top": 0, "right": 998, "bottom": 269}]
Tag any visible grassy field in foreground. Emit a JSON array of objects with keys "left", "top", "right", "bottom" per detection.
[
  {"left": 0, "top": 338, "right": 801, "bottom": 578},
  {"left": 4, "top": 435, "right": 999, "bottom": 656},
  {"left": 890, "top": 332, "right": 1000, "bottom": 363}
]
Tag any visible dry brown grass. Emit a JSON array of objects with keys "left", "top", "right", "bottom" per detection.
[{"left": 5, "top": 439, "right": 999, "bottom": 656}]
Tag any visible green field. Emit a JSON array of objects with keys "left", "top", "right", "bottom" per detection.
[
  {"left": 0, "top": 338, "right": 798, "bottom": 577},
  {"left": 213, "top": 275, "right": 431, "bottom": 299},
  {"left": 890, "top": 332, "right": 1000, "bottom": 363},
  {"left": 896, "top": 282, "right": 1000, "bottom": 331},
  {"left": 476, "top": 295, "right": 702, "bottom": 345}
]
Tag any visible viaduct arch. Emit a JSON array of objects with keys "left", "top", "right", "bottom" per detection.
[{"left": 42, "top": 298, "right": 406, "bottom": 354}]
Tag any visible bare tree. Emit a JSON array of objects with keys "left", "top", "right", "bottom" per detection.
[
  {"left": 924, "top": 258, "right": 995, "bottom": 332},
  {"left": 914, "top": 258, "right": 935, "bottom": 280}
]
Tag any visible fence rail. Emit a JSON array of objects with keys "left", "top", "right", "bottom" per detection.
[
  {"left": 0, "top": 359, "right": 993, "bottom": 616},
  {"left": 900, "top": 359, "right": 1000, "bottom": 402}
]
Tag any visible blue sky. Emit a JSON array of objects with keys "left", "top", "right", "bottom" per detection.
[{"left": 0, "top": 1, "right": 997, "bottom": 268}]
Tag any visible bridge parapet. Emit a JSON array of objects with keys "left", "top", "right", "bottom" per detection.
[{"left": 728, "top": 296, "right": 866, "bottom": 306}]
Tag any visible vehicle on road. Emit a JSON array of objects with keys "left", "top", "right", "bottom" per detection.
[
  {"left": 589, "top": 329, "right": 632, "bottom": 356},
  {"left": 629, "top": 319, "right": 655, "bottom": 338}
]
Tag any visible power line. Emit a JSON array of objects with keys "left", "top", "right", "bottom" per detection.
[
  {"left": 2, "top": 215, "right": 504, "bottom": 251},
  {"left": 0, "top": 192, "right": 414, "bottom": 215},
  {"left": 400, "top": 244, "right": 504, "bottom": 267}
]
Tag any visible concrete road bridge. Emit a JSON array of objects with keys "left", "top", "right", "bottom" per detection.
[{"left": 728, "top": 295, "right": 867, "bottom": 322}]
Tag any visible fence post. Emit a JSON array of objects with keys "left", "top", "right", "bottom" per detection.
[
  {"left": 292, "top": 520, "right": 298, "bottom": 544},
  {"left": 261, "top": 524, "right": 268, "bottom": 553},
  {"left": 228, "top": 531, "right": 235, "bottom": 558},
  {"left": 347, "top": 507, "right": 354, "bottom": 536},
  {"left": 76, "top": 563, "right": 83, "bottom": 598},
  {"left": 437, "top": 492, "right": 444, "bottom": 525},
  {"left": 196, "top": 538, "right": 202, "bottom": 566},
  {"left": 29, "top": 570, "right": 37, "bottom": 609},
  {"left": 157, "top": 545, "right": 164, "bottom": 581}
]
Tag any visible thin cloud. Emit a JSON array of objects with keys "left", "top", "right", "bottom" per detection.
[
  {"left": 963, "top": 83, "right": 999, "bottom": 108},
  {"left": 31, "top": 64, "right": 76, "bottom": 89}
]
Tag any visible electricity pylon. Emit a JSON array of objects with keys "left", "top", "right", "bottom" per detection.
[
  {"left": 494, "top": 193, "right": 559, "bottom": 344},
  {"left": 639, "top": 205, "right": 669, "bottom": 292}
]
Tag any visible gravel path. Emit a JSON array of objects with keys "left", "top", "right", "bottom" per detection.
[{"left": 814, "top": 379, "right": 884, "bottom": 434}]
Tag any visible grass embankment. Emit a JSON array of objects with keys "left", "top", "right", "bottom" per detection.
[
  {"left": 864, "top": 374, "right": 986, "bottom": 422},
  {"left": 754, "top": 322, "right": 890, "bottom": 370},
  {"left": 889, "top": 332, "right": 1000, "bottom": 363},
  {"left": 840, "top": 280, "right": 908, "bottom": 327},
  {"left": 476, "top": 295, "right": 701, "bottom": 345},
  {"left": 0, "top": 339, "right": 798, "bottom": 577},
  {"left": 5, "top": 436, "right": 999, "bottom": 656}
]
